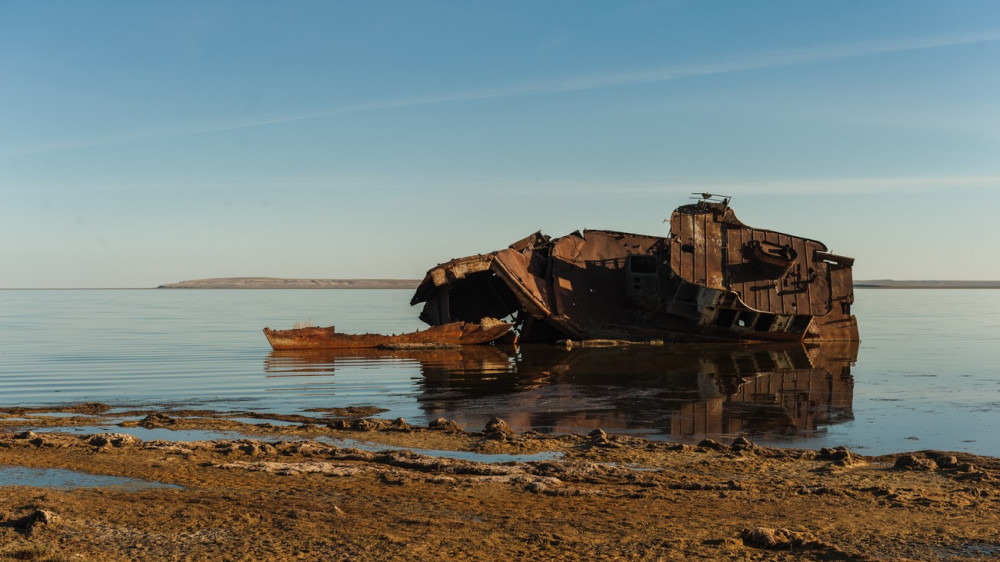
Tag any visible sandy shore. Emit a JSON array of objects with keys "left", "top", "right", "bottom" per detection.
[{"left": 2, "top": 405, "right": 999, "bottom": 560}]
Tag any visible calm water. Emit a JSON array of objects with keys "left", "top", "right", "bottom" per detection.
[
  {"left": 1, "top": 289, "right": 998, "bottom": 456},
  {"left": 0, "top": 465, "right": 181, "bottom": 490}
]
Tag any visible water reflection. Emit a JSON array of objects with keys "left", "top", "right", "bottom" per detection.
[{"left": 265, "top": 341, "right": 858, "bottom": 442}]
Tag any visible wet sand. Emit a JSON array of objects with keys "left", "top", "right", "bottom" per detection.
[{"left": 2, "top": 406, "right": 999, "bottom": 560}]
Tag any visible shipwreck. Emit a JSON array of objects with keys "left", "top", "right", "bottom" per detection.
[{"left": 411, "top": 194, "right": 858, "bottom": 343}]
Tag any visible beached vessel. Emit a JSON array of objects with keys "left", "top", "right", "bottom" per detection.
[
  {"left": 411, "top": 194, "right": 858, "bottom": 343},
  {"left": 262, "top": 320, "right": 512, "bottom": 350}
]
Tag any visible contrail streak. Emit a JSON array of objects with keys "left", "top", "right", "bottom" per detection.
[{"left": 3, "top": 29, "right": 998, "bottom": 157}]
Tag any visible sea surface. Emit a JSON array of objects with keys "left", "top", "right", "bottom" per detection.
[{"left": 1, "top": 289, "right": 998, "bottom": 456}]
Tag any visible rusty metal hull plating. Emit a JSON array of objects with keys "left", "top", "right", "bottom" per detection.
[
  {"left": 263, "top": 320, "right": 512, "bottom": 350},
  {"left": 411, "top": 199, "right": 859, "bottom": 343}
]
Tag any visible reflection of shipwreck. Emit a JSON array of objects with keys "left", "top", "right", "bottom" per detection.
[
  {"left": 412, "top": 195, "right": 858, "bottom": 343},
  {"left": 416, "top": 342, "right": 857, "bottom": 439},
  {"left": 264, "top": 340, "right": 858, "bottom": 440}
]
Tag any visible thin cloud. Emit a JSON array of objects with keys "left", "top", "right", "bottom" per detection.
[
  {"left": 493, "top": 175, "right": 1000, "bottom": 195},
  {"left": 15, "top": 174, "right": 998, "bottom": 196},
  {"left": 694, "top": 175, "right": 1000, "bottom": 194},
  {"left": 3, "top": 29, "right": 999, "bottom": 157}
]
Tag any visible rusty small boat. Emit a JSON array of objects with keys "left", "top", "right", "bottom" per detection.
[{"left": 262, "top": 319, "right": 512, "bottom": 350}]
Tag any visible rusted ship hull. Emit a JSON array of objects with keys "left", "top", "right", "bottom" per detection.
[
  {"left": 411, "top": 195, "right": 859, "bottom": 344},
  {"left": 262, "top": 320, "right": 512, "bottom": 351}
]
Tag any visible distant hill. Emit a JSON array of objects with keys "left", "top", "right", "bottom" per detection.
[
  {"left": 158, "top": 277, "right": 421, "bottom": 289},
  {"left": 158, "top": 277, "right": 1000, "bottom": 290},
  {"left": 854, "top": 280, "right": 1000, "bottom": 289}
]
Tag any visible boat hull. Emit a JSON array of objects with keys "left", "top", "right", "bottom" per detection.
[{"left": 262, "top": 320, "right": 512, "bottom": 350}]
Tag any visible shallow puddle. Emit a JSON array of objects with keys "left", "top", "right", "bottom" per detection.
[
  {"left": 0, "top": 465, "right": 181, "bottom": 490},
  {"left": 226, "top": 416, "right": 302, "bottom": 427},
  {"left": 38, "top": 425, "right": 245, "bottom": 442},
  {"left": 315, "top": 436, "right": 563, "bottom": 464},
  {"left": 934, "top": 542, "right": 1000, "bottom": 558},
  {"left": 34, "top": 424, "right": 562, "bottom": 463}
]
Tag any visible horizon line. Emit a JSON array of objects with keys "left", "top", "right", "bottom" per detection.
[{"left": 5, "top": 279, "right": 1000, "bottom": 290}]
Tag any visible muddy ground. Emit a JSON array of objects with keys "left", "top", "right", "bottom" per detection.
[{"left": 1, "top": 405, "right": 999, "bottom": 560}]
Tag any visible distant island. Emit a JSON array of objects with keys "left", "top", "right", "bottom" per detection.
[
  {"left": 158, "top": 277, "right": 421, "bottom": 289},
  {"left": 854, "top": 280, "right": 1000, "bottom": 289},
  {"left": 157, "top": 277, "right": 1000, "bottom": 290}
]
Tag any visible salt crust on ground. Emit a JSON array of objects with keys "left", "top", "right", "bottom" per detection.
[{"left": 1, "top": 408, "right": 1000, "bottom": 560}]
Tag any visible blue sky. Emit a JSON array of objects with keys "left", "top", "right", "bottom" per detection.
[{"left": 2, "top": 0, "right": 999, "bottom": 287}]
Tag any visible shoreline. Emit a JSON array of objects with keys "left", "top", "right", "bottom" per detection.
[
  {"left": 5, "top": 278, "right": 1000, "bottom": 290},
  {"left": 2, "top": 405, "right": 999, "bottom": 560},
  {"left": 158, "top": 277, "right": 999, "bottom": 290},
  {"left": 854, "top": 280, "right": 1000, "bottom": 289}
]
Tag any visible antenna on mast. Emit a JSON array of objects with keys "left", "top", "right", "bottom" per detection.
[{"left": 691, "top": 192, "right": 731, "bottom": 210}]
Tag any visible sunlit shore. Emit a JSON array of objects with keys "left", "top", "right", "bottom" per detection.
[{"left": 2, "top": 405, "right": 999, "bottom": 560}]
